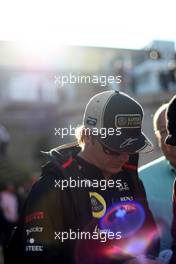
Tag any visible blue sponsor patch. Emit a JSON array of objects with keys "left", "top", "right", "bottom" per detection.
[{"left": 86, "top": 116, "right": 97, "bottom": 126}]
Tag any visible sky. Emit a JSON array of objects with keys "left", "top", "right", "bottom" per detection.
[{"left": 0, "top": 0, "right": 175, "bottom": 50}]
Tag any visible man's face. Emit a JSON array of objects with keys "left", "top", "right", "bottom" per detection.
[
  {"left": 84, "top": 135, "right": 130, "bottom": 176},
  {"left": 156, "top": 112, "right": 176, "bottom": 167}
]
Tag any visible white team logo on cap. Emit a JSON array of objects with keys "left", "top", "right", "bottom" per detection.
[
  {"left": 115, "top": 114, "right": 141, "bottom": 128},
  {"left": 120, "top": 138, "right": 138, "bottom": 148}
]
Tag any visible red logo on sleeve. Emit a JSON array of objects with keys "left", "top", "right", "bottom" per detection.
[{"left": 25, "top": 211, "right": 44, "bottom": 223}]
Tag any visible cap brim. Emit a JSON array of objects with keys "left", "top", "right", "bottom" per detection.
[
  {"left": 98, "top": 132, "right": 153, "bottom": 154},
  {"left": 134, "top": 132, "right": 154, "bottom": 153}
]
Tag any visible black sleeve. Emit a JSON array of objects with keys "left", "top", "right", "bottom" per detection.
[
  {"left": 137, "top": 178, "right": 160, "bottom": 258},
  {"left": 5, "top": 170, "right": 67, "bottom": 264}
]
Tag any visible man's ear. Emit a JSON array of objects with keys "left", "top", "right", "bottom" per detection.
[
  {"left": 82, "top": 130, "right": 92, "bottom": 146},
  {"left": 84, "top": 134, "right": 91, "bottom": 144}
]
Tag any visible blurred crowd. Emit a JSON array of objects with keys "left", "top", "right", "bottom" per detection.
[{"left": 0, "top": 124, "right": 36, "bottom": 263}]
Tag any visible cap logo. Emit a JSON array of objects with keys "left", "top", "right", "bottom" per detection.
[
  {"left": 120, "top": 137, "right": 138, "bottom": 149},
  {"left": 115, "top": 114, "right": 141, "bottom": 128},
  {"left": 86, "top": 116, "right": 97, "bottom": 126}
]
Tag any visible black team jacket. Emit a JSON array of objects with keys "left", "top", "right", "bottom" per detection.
[{"left": 5, "top": 143, "right": 159, "bottom": 264}]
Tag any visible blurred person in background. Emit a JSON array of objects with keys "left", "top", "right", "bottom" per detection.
[
  {"left": 139, "top": 103, "right": 176, "bottom": 263},
  {"left": 0, "top": 125, "right": 10, "bottom": 158},
  {"left": 0, "top": 183, "right": 19, "bottom": 263}
]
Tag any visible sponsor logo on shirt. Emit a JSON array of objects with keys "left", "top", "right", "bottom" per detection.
[
  {"left": 25, "top": 245, "right": 44, "bottom": 252},
  {"left": 89, "top": 192, "right": 106, "bottom": 218},
  {"left": 118, "top": 181, "right": 130, "bottom": 191},
  {"left": 25, "top": 211, "right": 44, "bottom": 223},
  {"left": 25, "top": 238, "right": 44, "bottom": 251},
  {"left": 26, "top": 226, "right": 44, "bottom": 236},
  {"left": 120, "top": 196, "right": 134, "bottom": 202}
]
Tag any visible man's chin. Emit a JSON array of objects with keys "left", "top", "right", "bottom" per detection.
[{"left": 107, "top": 166, "right": 122, "bottom": 174}]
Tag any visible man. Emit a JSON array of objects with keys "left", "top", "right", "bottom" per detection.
[
  {"left": 6, "top": 90, "right": 160, "bottom": 264},
  {"left": 139, "top": 103, "right": 176, "bottom": 256},
  {"left": 164, "top": 95, "right": 176, "bottom": 264}
]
